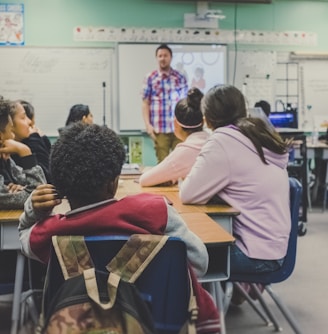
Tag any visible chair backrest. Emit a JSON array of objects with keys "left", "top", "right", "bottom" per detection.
[
  {"left": 230, "top": 176, "right": 302, "bottom": 284},
  {"left": 44, "top": 235, "right": 190, "bottom": 334}
]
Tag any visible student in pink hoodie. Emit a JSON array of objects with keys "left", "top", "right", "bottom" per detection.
[
  {"left": 180, "top": 84, "right": 290, "bottom": 276},
  {"left": 139, "top": 87, "right": 209, "bottom": 187}
]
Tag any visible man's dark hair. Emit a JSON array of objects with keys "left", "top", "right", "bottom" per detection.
[
  {"left": 156, "top": 44, "right": 172, "bottom": 57},
  {"left": 50, "top": 123, "right": 126, "bottom": 201},
  {"left": 254, "top": 100, "right": 271, "bottom": 117}
]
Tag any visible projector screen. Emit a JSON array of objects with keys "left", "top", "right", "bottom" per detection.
[{"left": 117, "top": 43, "right": 227, "bottom": 132}]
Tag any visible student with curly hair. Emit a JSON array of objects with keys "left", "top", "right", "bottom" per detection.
[
  {"left": 19, "top": 123, "right": 221, "bottom": 333},
  {"left": 0, "top": 99, "right": 46, "bottom": 209},
  {"left": 140, "top": 87, "right": 208, "bottom": 186}
]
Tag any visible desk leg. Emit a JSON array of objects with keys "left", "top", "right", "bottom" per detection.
[
  {"left": 214, "top": 282, "right": 226, "bottom": 334},
  {"left": 11, "top": 251, "right": 25, "bottom": 334}
]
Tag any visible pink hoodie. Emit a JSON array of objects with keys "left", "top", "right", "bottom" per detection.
[{"left": 180, "top": 126, "right": 291, "bottom": 260}]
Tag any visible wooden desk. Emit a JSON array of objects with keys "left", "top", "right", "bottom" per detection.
[
  {"left": 0, "top": 210, "right": 22, "bottom": 250},
  {"left": 180, "top": 212, "right": 234, "bottom": 245},
  {"left": 117, "top": 178, "right": 239, "bottom": 231}
]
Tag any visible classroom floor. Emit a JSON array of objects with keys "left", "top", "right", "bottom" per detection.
[
  {"left": 0, "top": 206, "right": 327, "bottom": 334},
  {"left": 225, "top": 206, "right": 328, "bottom": 334}
]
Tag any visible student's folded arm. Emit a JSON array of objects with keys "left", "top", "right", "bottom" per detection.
[
  {"left": 10, "top": 156, "right": 47, "bottom": 192},
  {"left": 0, "top": 189, "right": 30, "bottom": 209},
  {"left": 0, "top": 159, "right": 46, "bottom": 210},
  {"left": 164, "top": 203, "right": 208, "bottom": 277},
  {"left": 179, "top": 138, "right": 230, "bottom": 204},
  {"left": 139, "top": 155, "right": 176, "bottom": 187}
]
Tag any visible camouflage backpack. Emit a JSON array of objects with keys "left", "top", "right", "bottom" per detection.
[{"left": 37, "top": 234, "right": 197, "bottom": 334}]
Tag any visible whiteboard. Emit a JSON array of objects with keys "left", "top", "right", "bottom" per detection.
[
  {"left": 228, "top": 50, "right": 277, "bottom": 109},
  {"left": 117, "top": 43, "right": 228, "bottom": 132},
  {"left": 299, "top": 61, "right": 328, "bottom": 131},
  {"left": 0, "top": 47, "right": 113, "bottom": 136}
]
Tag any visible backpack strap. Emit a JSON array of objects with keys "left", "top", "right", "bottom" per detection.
[
  {"left": 83, "top": 268, "right": 121, "bottom": 310},
  {"left": 178, "top": 272, "right": 198, "bottom": 334},
  {"left": 106, "top": 234, "right": 169, "bottom": 282},
  {"left": 52, "top": 235, "right": 94, "bottom": 279}
]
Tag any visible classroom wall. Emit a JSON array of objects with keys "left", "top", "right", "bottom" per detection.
[
  {"left": 3, "top": 0, "right": 328, "bottom": 50},
  {"left": 3, "top": 0, "right": 328, "bottom": 165}
]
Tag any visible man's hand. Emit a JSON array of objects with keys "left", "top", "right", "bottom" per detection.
[
  {"left": 31, "top": 184, "right": 62, "bottom": 212},
  {"left": 146, "top": 123, "right": 156, "bottom": 140}
]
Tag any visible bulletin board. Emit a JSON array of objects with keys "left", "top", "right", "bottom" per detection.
[{"left": 0, "top": 47, "right": 113, "bottom": 136}]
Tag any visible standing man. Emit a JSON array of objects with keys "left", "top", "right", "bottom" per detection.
[{"left": 142, "top": 44, "right": 188, "bottom": 163}]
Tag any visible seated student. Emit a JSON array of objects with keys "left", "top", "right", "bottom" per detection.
[
  {"left": 139, "top": 87, "right": 209, "bottom": 187},
  {"left": 21, "top": 99, "right": 52, "bottom": 145},
  {"left": 58, "top": 104, "right": 93, "bottom": 134},
  {"left": 11, "top": 100, "right": 52, "bottom": 182},
  {"left": 19, "top": 123, "right": 220, "bottom": 333},
  {"left": 0, "top": 99, "right": 46, "bottom": 209},
  {"left": 180, "top": 85, "right": 290, "bottom": 278},
  {"left": 254, "top": 100, "right": 271, "bottom": 118}
]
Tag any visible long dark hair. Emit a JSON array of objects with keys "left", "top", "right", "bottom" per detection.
[
  {"left": 202, "top": 84, "right": 287, "bottom": 164},
  {"left": 65, "top": 104, "right": 90, "bottom": 126}
]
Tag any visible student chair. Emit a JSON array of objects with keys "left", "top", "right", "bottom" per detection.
[
  {"left": 0, "top": 252, "right": 43, "bottom": 334},
  {"left": 44, "top": 235, "right": 191, "bottom": 334},
  {"left": 224, "top": 177, "right": 303, "bottom": 334}
]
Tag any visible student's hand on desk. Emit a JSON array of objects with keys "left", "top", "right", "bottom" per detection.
[{"left": 31, "top": 184, "right": 62, "bottom": 212}]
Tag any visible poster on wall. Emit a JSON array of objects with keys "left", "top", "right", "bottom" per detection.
[{"left": 0, "top": 3, "right": 24, "bottom": 45}]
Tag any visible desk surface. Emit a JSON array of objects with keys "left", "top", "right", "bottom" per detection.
[
  {"left": 0, "top": 209, "right": 234, "bottom": 247},
  {"left": 180, "top": 212, "right": 234, "bottom": 245},
  {"left": 306, "top": 140, "right": 328, "bottom": 149},
  {"left": 0, "top": 179, "right": 237, "bottom": 246},
  {"left": 117, "top": 179, "right": 240, "bottom": 216},
  {"left": 0, "top": 209, "right": 22, "bottom": 222}
]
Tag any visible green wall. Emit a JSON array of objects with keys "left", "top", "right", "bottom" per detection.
[
  {"left": 3, "top": 0, "right": 328, "bottom": 165},
  {"left": 4, "top": 0, "right": 327, "bottom": 50}
]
